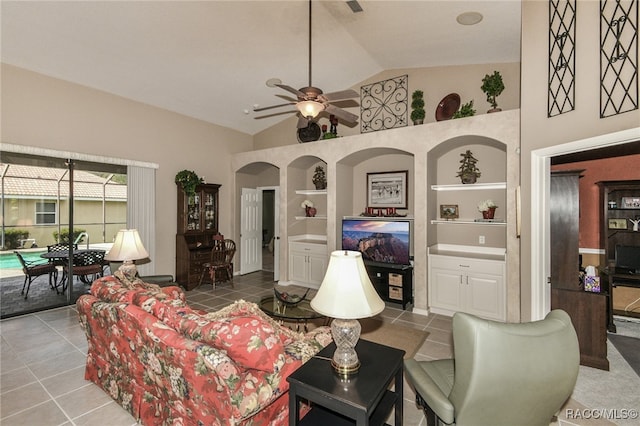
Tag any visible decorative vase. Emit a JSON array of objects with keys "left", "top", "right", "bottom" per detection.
[
  {"left": 306, "top": 207, "right": 317, "bottom": 217},
  {"left": 482, "top": 207, "right": 496, "bottom": 220},
  {"left": 413, "top": 119, "right": 424, "bottom": 125},
  {"left": 314, "top": 181, "right": 326, "bottom": 190}
]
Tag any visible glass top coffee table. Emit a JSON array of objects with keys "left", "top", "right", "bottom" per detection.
[{"left": 259, "top": 295, "right": 327, "bottom": 332}]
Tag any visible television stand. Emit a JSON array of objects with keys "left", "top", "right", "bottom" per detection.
[{"left": 365, "top": 262, "right": 413, "bottom": 310}]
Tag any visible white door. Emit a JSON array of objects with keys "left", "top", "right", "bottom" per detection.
[{"left": 241, "top": 188, "right": 261, "bottom": 274}]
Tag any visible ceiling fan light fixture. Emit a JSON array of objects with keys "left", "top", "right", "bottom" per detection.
[{"left": 297, "top": 100, "right": 324, "bottom": 118}]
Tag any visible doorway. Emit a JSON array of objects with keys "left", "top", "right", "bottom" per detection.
[{"left": 531, "top": 128, "right": 640, "bottom": 319}]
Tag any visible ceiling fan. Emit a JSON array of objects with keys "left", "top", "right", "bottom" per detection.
[{"left": 253, "top": 0, "right": 359, "bottom": 130}]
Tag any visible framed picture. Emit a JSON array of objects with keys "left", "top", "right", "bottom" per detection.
[
  {"left": 621, "top": 197, "right": 640, "bottom": 208},
  {"left": 608, "top": 218, "right": 628, "bottom": 229},
  {"left": 367, "top": 171, "right": 408, "bottom": 208},
  {"left": 440, "top": 204, "right": 459, "bottom": 220}
]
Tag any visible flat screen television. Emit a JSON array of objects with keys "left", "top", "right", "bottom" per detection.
[
  {"left": 615, "top": 245, "right": 640, "bottom": 274},
  {"left": 342, "top": 218, "right": 411, "bottom": 266}
]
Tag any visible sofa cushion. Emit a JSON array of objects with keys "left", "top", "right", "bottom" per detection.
[{"left": 167, "top": 309, "right": 285, "bottom": 372}]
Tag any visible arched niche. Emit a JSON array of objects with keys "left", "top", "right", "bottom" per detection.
[
  {"left": 286, "top": 155, "right": 328, "bottom": 239},
  {"left": 427, "top": 135, "right": 507, "bottom": 247},
  {"left": 335, "top": 147, "right": 415, "bottom": 242}
]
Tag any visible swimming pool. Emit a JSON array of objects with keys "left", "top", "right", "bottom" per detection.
[{"left": 0, "top": 250, "right": 47, "bottom": 270}]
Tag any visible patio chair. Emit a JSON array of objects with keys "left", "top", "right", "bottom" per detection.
[
  {"left": 46, "top": 243, "right": 78, "bottom": 267},
  {"left": 14, "top": 251, "right": 59, "bottom": 299},
  {"left": 60, "top": 250, "right": 105, "bottom": 293},
  {"left": 199, "top": 239, "right": 236, "bottom": 289}
]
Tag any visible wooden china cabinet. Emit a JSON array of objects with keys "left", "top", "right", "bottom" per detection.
[{"left": 175, "top": 183, "right": 221, "bottom": 290}]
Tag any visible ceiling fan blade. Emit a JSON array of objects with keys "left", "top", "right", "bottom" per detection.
[
  {"left": 253, "top": 102, "right": 295, "bottom": 112},
  {"left": 321, "top": 89, "right": 359, "bottom": 102},
  {"left": 254, "top": 110, "right": 297, "bottom": 120},
  {"left": 325, "top": 104, "right": 358, "bottom": 124},
  {"left": 275, "top": 84, "right": 306, "bottom": 99}
]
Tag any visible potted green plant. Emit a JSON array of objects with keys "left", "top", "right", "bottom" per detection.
[
  {"left": 410, "top": 90, "right": 426, "bottom": 125},
  {"left": 452, "top": 100, "right": 476, "bottom": 119},
  {"left": 175, "top": 170, "right": 203, "bottom": 196},
  {"left": 481, "top": 70, "right": 505, "bottom": 112},
  {"left": 456, "top": 150, "right": 481, "bottom": 184},
  {"left": 312, "top": 165, "right": 327, "bottom": 190}
]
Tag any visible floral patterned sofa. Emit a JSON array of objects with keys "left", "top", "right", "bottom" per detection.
[{"left": 76, "top": 275, "right": 332, "bottom": 425}]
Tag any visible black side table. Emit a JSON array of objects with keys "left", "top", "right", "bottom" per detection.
[{"left": 287, "top": 339, "right": 405, "bottom": 425}]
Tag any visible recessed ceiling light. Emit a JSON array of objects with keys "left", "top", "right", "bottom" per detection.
[{"left": 457, "top": 11, "right": 483, "bottom": 26}]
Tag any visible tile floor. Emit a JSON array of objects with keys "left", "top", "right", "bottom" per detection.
[{"left": 1, "top": 270, "right": 638, "bottom": 425}]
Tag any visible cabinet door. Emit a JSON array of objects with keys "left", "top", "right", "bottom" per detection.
[
  {"left": 289, "top": 251, "right": 308, "bottom": 283},
  {"left": 430, "top": 267, "right": 463, "bottom": 312},
  {"left": 308, "top": 253, "right": 328, "bottom": 286},
  {"left": 466, "top": 272, "right": 505, "bottom": 321}
]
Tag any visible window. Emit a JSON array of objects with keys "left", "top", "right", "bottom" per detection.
[{"left": 35, "top": 201, "right": 57, "bottom": 225}]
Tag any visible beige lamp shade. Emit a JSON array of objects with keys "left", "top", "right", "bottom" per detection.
[
  {"left": 296, "top": 100, "right": 325, "bottom": 119},
  {"left": 105, "top": 229, "right": 149, "bottom": 262},
  {"left": 311, "top": 250, "right": 385, "bottom": 319}
]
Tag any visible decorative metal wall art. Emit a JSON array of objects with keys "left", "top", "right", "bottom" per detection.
[
  {"left": 548, "top": 0, "right": 576, "bottom": 117},
  {"left": 360, "top": 75, "right": 408, "bottom": 133},
  {"left": 600, "top": 0, "right": 638, "bottom": 118}
]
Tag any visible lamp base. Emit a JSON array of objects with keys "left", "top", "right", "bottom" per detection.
[
  {"left": 330, "top": 318, "right": 362, "bottom": 377},
  {"left": 117, "top": 260, "right": 138, "bottom": 281}
]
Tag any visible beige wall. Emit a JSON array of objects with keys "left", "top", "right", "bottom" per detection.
[
  {"left": 1, "top": 64, "right": 253, "bottom": 277},
  {"left": 520, "top": 0, "right": 640, "bottom": 320},
  {"left": 4, "top": 198, "right": 125, "bottom": 247},
  {"left": 253, "top": 62, "right": 521, "bottom": 150}
]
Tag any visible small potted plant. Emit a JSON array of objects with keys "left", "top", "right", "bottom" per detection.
[
  {"left": 410, "top": 90, "right": 426, "bottom": 125},
  {"left": 456, "top": 150, "right": 481, "bottom": 184},
  {"left": 312, "top": 165, "right": 327, "bottom": 190},
  {"left": 478, "top": 199, "right": 498, "bottom": 219},
  {"left": 481, "top": 70, "right": 505, "bottom": 112},
  {"left": 452, "top": 100, "right": 476, "bottom": 119},
  {"left": 175, "top": 170, "right": 203, "bottom": 196}
]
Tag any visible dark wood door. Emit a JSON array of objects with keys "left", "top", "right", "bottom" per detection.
[{"left": 550, "top": 170, "right": 609, "bottom": 370}]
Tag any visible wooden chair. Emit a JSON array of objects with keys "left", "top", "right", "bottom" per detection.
[
  {"left": 14, "top": 251, "right": 58, "bottom": 299},
  {"left": 199, "top": 239, "right": 236, "bottom": 289}
]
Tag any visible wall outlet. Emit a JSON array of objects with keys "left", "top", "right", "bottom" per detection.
[{"left": 479, "top": 235, "right": 485, "bottom": 244}]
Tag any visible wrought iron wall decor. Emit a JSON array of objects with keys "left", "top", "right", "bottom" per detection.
[
  {"left": 360, "top": 75, "right": 408, "bottom": 133},
  {"left": 600, "top": 0, "right": 638, "bottom": 118},
  {"left": 548, "top": 0, "right": 576, "bottom": 117}
]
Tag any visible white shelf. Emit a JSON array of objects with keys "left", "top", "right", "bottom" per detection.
[
  {"left": 295, "top": 189, "right": 327, "bottom": 195},
  {"left": 343, "top": 215, "right": 414, "bottom": 221},
  {"left": 430, "top": 182, "right": 506, "bottom": 191},
  {"left": 295, "top": 215, "right": 327, "bottom": 220},
  {"left": 431, "top": 219, "right": 506, "bottom": 225}
]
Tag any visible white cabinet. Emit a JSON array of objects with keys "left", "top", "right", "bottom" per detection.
[
  {"left": 289, "top": 240, "right": 328, "bottom": 288},
  {"left": 429, "top": 249, "right": 506, "bottom": 321}
]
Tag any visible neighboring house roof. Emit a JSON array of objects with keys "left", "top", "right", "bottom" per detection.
[{"left": 1, "top": 163, "right": 126, "bottom": 201}]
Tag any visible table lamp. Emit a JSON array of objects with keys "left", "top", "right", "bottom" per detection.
[
  {"left": 310, "top": 250, "right": 385, "bottom": 376},
  {"left": 104, "top": 229, "right": 149, "bottom": 280}
]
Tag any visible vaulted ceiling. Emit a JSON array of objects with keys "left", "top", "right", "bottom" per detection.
[{"left": 2, "top": 1, "right": 521, "bottom": 135}]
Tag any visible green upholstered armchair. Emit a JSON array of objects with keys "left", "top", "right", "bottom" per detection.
[{"left": 404, "top": 310, "right": 579, "bottom": 426}]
